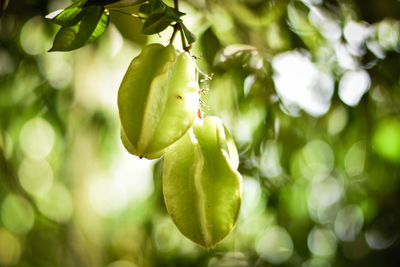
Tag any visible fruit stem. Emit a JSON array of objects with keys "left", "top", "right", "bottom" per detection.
[
  {"left": 169, "top": 0, "right": 192, "bottom": 53},
  {"left": 170, "top": 23, "right": 180, "bottom": 44},
  {"left": 169, "top": 0, "right": 180, "bottom": 45}
]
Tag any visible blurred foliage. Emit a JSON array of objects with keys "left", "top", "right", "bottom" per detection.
[{"left": 1, "top": 0, "right": 400, "bottom": 266}]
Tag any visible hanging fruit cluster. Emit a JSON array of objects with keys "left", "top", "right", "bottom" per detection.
[
  {"left": 118, "top": 44, "right": 242, "bottom": 248},
  {"left": 46, "top": 0, "right": 242, "bottom": 249}
]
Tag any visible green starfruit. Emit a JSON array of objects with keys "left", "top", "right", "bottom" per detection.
[
  {"left": 163, "top": 116, "right": 242, "bottom": 248},
  {"left": 118, "top": 43, "right": 199, "bottom": 159}
]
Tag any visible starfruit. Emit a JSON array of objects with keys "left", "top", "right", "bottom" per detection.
[
  {"left": 118, "top": 43, "right": 199, "bottom": 159},
  {"left": 163, "top": 116, "right": 242, "bottom": 248}
]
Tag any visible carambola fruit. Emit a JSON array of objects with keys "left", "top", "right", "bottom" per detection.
[
  {"left": 118, "top": 43, "right": 199, "bottom": 159},
  {"left": 163, "top": 116, "right": 242, "bottom": 248}
]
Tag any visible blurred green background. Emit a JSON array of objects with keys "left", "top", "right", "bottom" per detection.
[{"left": 1, "top": 0, "right": 400, "bottom": 266}]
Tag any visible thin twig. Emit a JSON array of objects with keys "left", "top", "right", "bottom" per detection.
[
  {"left": 106, "top": 8, "right": 145, "bottom": 19},
  {"left": 170, "top": 0, "right": 181, "bottom": 45},
  {"left": 170, "top": 0, "right": 191, "bottom": 52}
]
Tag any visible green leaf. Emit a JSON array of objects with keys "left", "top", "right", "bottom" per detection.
[
  {"left": 86, "top": 9, "right": 109, "bottom": 43},
  {"left": 182, "top": 23, "right": 196, "bottom": 44},
  {"left": 138, "top": 0, "right": 167, "bottom": 18},
  {"left": 142, "top": 13, "right": 174, "bottom": 34},
  {"left": 104, "top": 0, "right": 146, "bottom": 9},
  {"left": 49, "top": 6, "right": 109, "bottom": 52},
  {"left": 140, "top": 0, "right": 185, "bottom": 35},
  {"left": 164, "top": 5, "right": 185, "bottom": 20},
  {"left": 139, "top": 3, "right": 151, "bottom": 18},
  {"left": 45, "top": 0, "right": 89, "bottom": 26},
  {"left": 46, "top": 7, "right": 86, "bottom": 26},
  {"left": 71, "top": 0, "right": 89, "bottom": 6},
  {"left": 84, "top": 0, "right": 121, "bottom": 6},
  {"left": 148, "top": 0, "right": 169, "bottom": 13}
]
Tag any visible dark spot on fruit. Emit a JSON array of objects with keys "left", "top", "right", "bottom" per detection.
[{"left": 176, "top": 95, "right": 183, "bottom": 100}]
